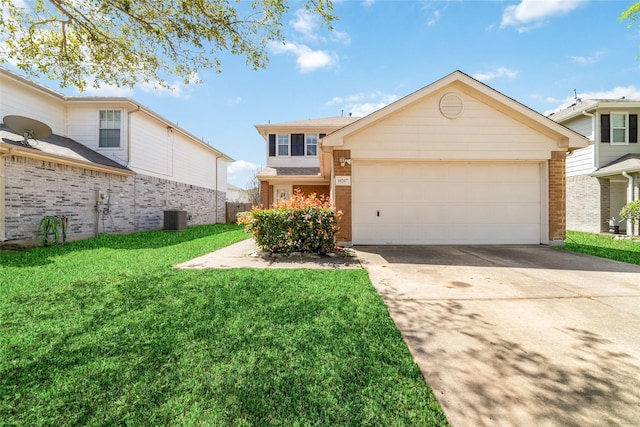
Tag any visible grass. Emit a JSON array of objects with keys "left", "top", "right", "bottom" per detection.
[
  {"left": 0, "top": 224, "right": 448, "bottom": 426},
  {"left": 560, "top": 230, "right": 640, "bottom": 265}
]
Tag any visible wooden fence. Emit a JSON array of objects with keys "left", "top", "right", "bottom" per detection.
[{"left": 225, "top": 202, "right": 253, "bottom": 224}]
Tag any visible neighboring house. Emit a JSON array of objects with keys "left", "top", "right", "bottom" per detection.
[
  {"left": 0, "top": 68, "right": 233, "bottom": 244},
  {"left": 549, "top": 98, "right": 640, "bottom": 235},
  {"left": 257, "top": 70, "right": 588, "bottom": 246},
  {"left": 254, "top": 116, "right": 360, "bottom": 207},
  {"left": 226, "top": 183, "right": 249, "bottom": 203}
]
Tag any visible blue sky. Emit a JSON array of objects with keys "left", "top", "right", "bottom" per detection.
[{"left": 7, "top": 1, "right": 640, "bottom": 188}]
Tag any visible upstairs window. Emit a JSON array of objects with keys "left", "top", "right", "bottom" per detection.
[
  {"left": 601, "top": 113, "right": 638, "bottom": 144},
  {"left": 306, "top": 133, "right": 318, "bottom": 156},
  {"left": 277, "top": 134, "right": 289, "bottom": 156},
  {"left": 99, "top": 110, "right": 121, "bottom": 147},
  {"left": 267, "top": 132, "right": 325, "bottom": 157},
  {"left": 611, "top": 113, "right": 627, "bottom": 144}
]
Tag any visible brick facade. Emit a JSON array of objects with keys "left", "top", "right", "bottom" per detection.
[
  {"left": 548, "top": 151, "right": 566, "bottom": 243},
  {"left": 3, "top": 155, "right": 224, "bottom": 243},
  {"left": 333, "top": 149, "right": 352, "bottom": 244}
]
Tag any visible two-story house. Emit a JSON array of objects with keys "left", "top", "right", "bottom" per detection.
[
  {"left": 549, "top": 99, "right": 640, "bottom": 235},
  {"left": 0, "top": 68, "right": 233, "bottom": 244},
  {"left": 254, "top": 116, "right": 360, "bottom": 207},
  {"left": 254, "top": 71, "right": 587, "bottom": 246}
]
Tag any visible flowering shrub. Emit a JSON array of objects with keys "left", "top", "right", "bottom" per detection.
[{"left": 238, "top": 189, "right": 341, "bottom": 254}]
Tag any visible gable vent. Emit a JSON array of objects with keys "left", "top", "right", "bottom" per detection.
[{"left": 439, "top": 93, "right": 464, "bottom": 119}]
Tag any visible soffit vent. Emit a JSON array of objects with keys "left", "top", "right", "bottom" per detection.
[{"left": 439, "top": 93, "right": 464, "bottom": 119}]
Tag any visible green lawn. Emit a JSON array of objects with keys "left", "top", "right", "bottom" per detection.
[
  {"left": 0, "top": 224, "right": 448, "bottom": 426},
  {"left": 561, "top": 230, "right": 640, "bottom": 265}
]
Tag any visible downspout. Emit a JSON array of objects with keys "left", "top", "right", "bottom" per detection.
[
  {"left": 622, "top": 171, "right": 634, "bottom": 236},
  {"left": 127, "top": 105, "right": 141, "bottom": 230},
  {"left": 215, "top": 153, "right": 222, "bottom": 223}
]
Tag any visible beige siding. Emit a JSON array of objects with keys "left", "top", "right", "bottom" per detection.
[
  {"left": 267, "top": 155, "right": 319, "bottom": 168},
  {"left": 598, "top": 142, "right": 640, "bottom": 168},
  {"left": 345, "top": 90, "right": 559, "bottom": 160},
  {"left": 0, "top": 76, "right": 66, "bottom": 135},
  {"left": 566, "top": 144, "right": 595, "bottom": 177}
]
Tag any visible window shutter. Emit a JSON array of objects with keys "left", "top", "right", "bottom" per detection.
[
  {"left": 630, "top": 114, "right": 638, "bottom": 143},
  {"left": 291, "top": 133, "right": 304, "bottom": 156},
  {"left": 268, "top": 134, "right": 276, "bottom": 156},
  {"left": 600, "top": 114, "right": 610, "bottom": 143}
]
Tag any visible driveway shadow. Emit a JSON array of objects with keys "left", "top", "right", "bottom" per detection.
[{"left": 385, "top": 298, "right": 640, "bottom": 426}]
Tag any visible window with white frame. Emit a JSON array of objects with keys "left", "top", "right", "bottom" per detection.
[
  {"left": 601, "top": 112, "right": 638, "bottom": 144},
  {"left": 277, "top": 133, "right": 289, "bottom": 156},
  {"left": 611, "top": 113, "right": 627, "bottom": 144},
  {"left": 306, "top": 133, "right": 318, "bottom": 156},
  {"left": 99, "top": 110, "right": 121, "bottom": 147}
]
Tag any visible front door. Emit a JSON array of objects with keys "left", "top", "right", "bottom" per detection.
[{"left": 274, "top": 186, "right": 292, "bottom": 204}]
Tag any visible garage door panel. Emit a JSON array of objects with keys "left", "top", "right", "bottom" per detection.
[{"left": 353, "top": 161, "right": 542, "bottom": 245}]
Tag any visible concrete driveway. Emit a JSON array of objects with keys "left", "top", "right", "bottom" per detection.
[{"left": 354, "top": 245, "right": 640, "bottom": 427}]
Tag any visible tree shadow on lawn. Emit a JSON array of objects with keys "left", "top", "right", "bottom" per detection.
[
  {"left": 0, "top": 224, "right": 248, "bottom": 268},
  {"left": 1, "top": 269, "right": 447, "bottom": 426},
  {"left": 385, "top": 298, "right": 640, "bottom": 426}
]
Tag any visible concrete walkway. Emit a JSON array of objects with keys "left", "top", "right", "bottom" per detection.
[{"left": 176, "top": 240, "right": 640, "bottom": 426}]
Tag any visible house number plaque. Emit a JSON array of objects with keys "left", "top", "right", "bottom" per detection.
[{"left": 335, "top": 176, "right": 351, "bottom": 186}]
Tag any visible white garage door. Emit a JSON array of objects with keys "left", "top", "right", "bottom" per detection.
[{"left": 353, "top": 161, "right": 542, "bottom": 245}]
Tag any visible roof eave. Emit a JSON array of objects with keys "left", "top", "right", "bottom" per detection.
[{"left": 0, "top": 144, "right": 135, "bottom": 177}]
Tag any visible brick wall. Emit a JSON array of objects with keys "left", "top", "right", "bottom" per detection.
[
  {"left": 333, "top": 149, "right": 352, "bottom": 244},
  {"left": 566, "top": 175, "right": 604, "bottom": 233},
  {"left": 548, "top": 151, "right": 566, "bottom": 243},
  {"left": 3, "top": 155, "right": 224, "bottom": 243},
  {"left": 259, "top": 181, "right": 272, "bottom": 208}
]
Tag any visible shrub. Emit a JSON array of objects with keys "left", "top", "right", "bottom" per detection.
[
  {"left": 620, "top": 200, "right": 640, "bottom": 227},
  {"left": 238, "top": 190, "right": 341, "bottom": 254}
]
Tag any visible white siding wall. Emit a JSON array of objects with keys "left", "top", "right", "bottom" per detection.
[
  {"left": 0, "top": 75, "right": 66, "bottom": 135},
  {"left": 566, "top": 145, "right": 595, "bottom": 177},
  {"left": 563, "top": 115, "right": 593, "bottom": 140},
  {"left": 129, "top": 113, "right": 221, "bottom": 190},
  {"left": 345, "top": 90, "right": 560, "bottom": 160},
  {"left": 67, "top": 103, "right": 129, "bottom": 166}
]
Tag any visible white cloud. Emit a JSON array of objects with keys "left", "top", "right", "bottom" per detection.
[
  {"left": 362, "top": 0, "right": 375, "bottom": 7},
  {"left": 291, "top": 9, "right": 320, "bottom": 39},
  {"left": 269, "top": 42, "right": 336, "bottom": 73},
  {"left": 427, "top": 10, "right": 441, "bottom": 27},
  {"left": 570, "top": 50, "right": 606, "bottom": 64},
  {"left": 227, "top": 160, "right": 262, "bottom": 186},
  {"left": 501, "top": 0, "right": 588, "bottom": 32},
  {"left": 472, "top": 67, "right": 519, "bottom": 82},
  {"left": 331, "top": 30, "right": 352, "bottom": 45},
  {"left": 228, "top": 96, "right": 242, "bottom": 105},
  {"left": 544, "top": 85, "right": 640, "bottom": 115},
  {"left": 138, "top": 73, "right": 200, "bottom": 98},
  {"left": 326, "top": 91, "right": 399, "bottom": 117}
]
